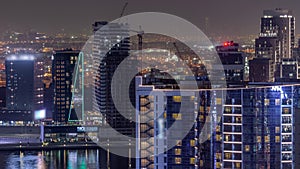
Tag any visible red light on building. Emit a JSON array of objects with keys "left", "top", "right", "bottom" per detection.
[{"left": 223, "top": 41, "right": 235, "bottom": 47}]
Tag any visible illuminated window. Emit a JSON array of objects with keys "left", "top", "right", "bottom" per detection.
[
  {"left": 283, "top": 108, "right": 291, "bottom": 114},
  {"left": 175, "top": 148, "right": 181, "bottom": 155},
  {"left": 264, "top": 99, "right": 270, "bottom": 106},
  {"left": 235, "top": 162, "right": 241, "bottom": 168},
  {"left": 190, "top": 140, "right": 195, "bottom": 146},
  {"left": 190, "top": 96, "right": 195, "bottom": 101},
  {"left": 225, "top": 107, "right": 232, "bottom": 113},
  {"left": 265, "top": 136, "right": 270, "bottom": 143},
  {"left": 275, "top": 127, "right": 280, "bottom": 133},
  {"left": 190, "top": 158, "right": 195, "bottom": 164},
  {"left": 216, "top": 153, "right": 222, "bottom": 160},
  {"left": 140, "top": 107, "right": 147, "bottom": 112},
  {"left": 235, "top": 117, "right": 242, "bottom": 123},
  {"left": 216, "top": 98, "right": 222, "bottom": 105},
  {"left": 173, "top": 96, "right": 181, "bottom": 102},
  {"left": 200, "top": 160, "right": 203, "bottom": 167},
  {"left": 275, "top": 136, "right": 280, "bottom": 143},
  {"left": 172, "top": 113, "right": 182, "bottom": 120},
  {"left": 225, "top": 135, "right": 230, "bottom": 142},
  {"left": 199, "top": 115, "right": 205, "bottom": 121},
  {"left": 225, "top": 153, "right": 231, "bottom": 159},
  {"left": 216, "top": 125, "right": 220, "bottom": 132},
  {"left": 275, "top": 99, "right": 280, "bottom": 105},
  {"left": 216, "top": 162, "right": 221, "bottom": 168},
  {"left": 200, "top": 106, "right": 204, "bottom": 112},
  {"left": 216, "top": 134, "right": 221, "bottom": 141},
  {"left": 176, "top": 140, "right": 182, "bottom": 146},
  {"left": 175, "top": 157, "right": 181, "bottom": 164},
  {"left": 245, "top": 145, "right": 250, "bottom": 152},
  {"left": 257, "top": 136, "right": 261, "bottom": 143}
]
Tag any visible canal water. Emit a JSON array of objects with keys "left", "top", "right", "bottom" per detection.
[{"left": 0, "top": 149, "right": 107, "bottom": 169}]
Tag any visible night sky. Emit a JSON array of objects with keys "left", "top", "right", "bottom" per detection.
[{"left": 0, "top": 0, "right": 299, "bottom": 36}]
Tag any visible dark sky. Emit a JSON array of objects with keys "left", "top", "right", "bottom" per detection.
[{"left": 0, "top": 0, "right": 300, "bottom": 36}]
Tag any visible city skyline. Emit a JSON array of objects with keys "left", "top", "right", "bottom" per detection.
[
  {"left": 0, "top": 4, "right": 300, "bottom": 169},
  {"left": 0, "top": 0, "right": 300, "bottom": 36}
]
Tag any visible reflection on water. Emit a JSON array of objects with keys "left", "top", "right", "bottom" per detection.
[{"left": 0, "top": 149, "right": 102, "bottom": 169}]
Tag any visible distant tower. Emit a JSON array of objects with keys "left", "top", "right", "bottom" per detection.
[
  {"left": 260, "top": 8, "right": 295, "bottom": 59},
  {"left": 92, "top": 21, "right": 135, "bottom": 169},
  {"left": 43, "top": 68, "right": 53, "bottom": 119},
  {"left": 204, "top": 17, "right": 210, "bottom": 34},
  {"left": 92, "top": 21, "right": 134, "bottom": 135},
  {"left": 216, "top": 41, "right": 246, "bottom": 83},
  {"left": 5, "top": 54, "right": 44, "bottom": 111},
  {"left": 0, "top": 86, "right": 5, "bottom": 108},
  {"left": 252, "top": 9, "right": 296, "bottom": 81},
  {"left": 52, "top": 49, "right": 79, "bottom": 123}
]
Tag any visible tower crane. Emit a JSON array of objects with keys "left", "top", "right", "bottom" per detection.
[
  {"left": 120, "top": 2, "right": 128, "bottom": 18},
  {"left": 119, "top": 2, "right": 144, "bottom": 70}
]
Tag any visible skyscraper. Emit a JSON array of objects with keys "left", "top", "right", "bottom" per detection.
[
  {"left": 43, "top": 70, "right": 54, "bottom": 119},
  {"left": 5, "top": 54, "right": 44, "bottom": 111},
  {"left": 136, "top": 77, "right": 205, "bottom": 169},
  {"left": 92, "top": 21, "right": 136, "bottom": 169},
  {"left": 52, "top": 49, "right": 79, "bottom": 123},
  {"left": 252, "top": 9, "right": 296, "bottom": 81},
  {"left": 0, "top": 86, "right": 5, "bottom": 108},
  {"left": 93, "top": 21, "right": 135, "bottom": 135},
  {"left": 216, "top": 41, "right": 246, "bottom": 83},
  {"left": 136, "top": 77, "right": 298, "bottom": 169},
  {"left": 260, "top": 9, "right": 295, "bottom": 59},
  {"left": 249, "top": 58, "right": 274, "bottom": 82}
]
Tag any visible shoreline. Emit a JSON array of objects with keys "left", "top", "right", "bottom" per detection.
[{"left": 0, "top": 143, "right": 100, "bottom": 151}]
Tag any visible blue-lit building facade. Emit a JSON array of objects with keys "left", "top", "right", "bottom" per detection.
[
  {"left": 241, "top": 84, "right": 294, "bottom": 169},
  {"left": 222, "top": 85, "right": 295, "bottom": 169},
  {"left": 136, "top": 76, "right": 298, "bottom": 169},
  {"left": 135, "top": 77, "right": 205, "bottom": 169}
]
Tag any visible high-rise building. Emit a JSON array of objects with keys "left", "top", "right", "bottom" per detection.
[
  {"left": 252, "top": 9, "right": 296, "bottom": 81},
  {"left": 136, "top": 77, "right": 298, "bottom": 169},
  {"left": 0, "top": 67, "right": 5, "bottom": 109},
  {"left": 278, "top": 59, "right": 299, "bottom": 80},
  {"left": 260, "top": 9, "right": 295, "bottom": 59},
  {"left": 5, "top": 54, "right": 44, "bottom": 111},
  {"left": 249, "top": 58, "right": 274, "bottom": 82},
  {"left": 255, "top": 37, "right": 279, "bottom": 61},
  {"left": 0, "top": 86, "right": 5, "bottom": 108},
  {"left": 216, "top": 41, "right": 246, "bottom": 83},
  {"left": 52, "top": 49, "right": 79, "bottom": 123},
  {"left": 92, "top": 21, "right": 136, "bottom": 169},
  {"left": 136, "top": 77, "right": 202, "bottom": 169},
  {"left": 43, "top": 71, "right": 54, "bottom": 119},
  {"left": 93, "top": 21, "right": 135, "bottom": 135}
]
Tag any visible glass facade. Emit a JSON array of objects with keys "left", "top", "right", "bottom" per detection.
[
  {"left": 52, "top": 50, "right": 79, "bottom": 123},
  {"left": 136, "top": 78, "right": 299, "bottom": 169},
  {"left": 5, "top": 54, "right": 44, "bottom": 114}
]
